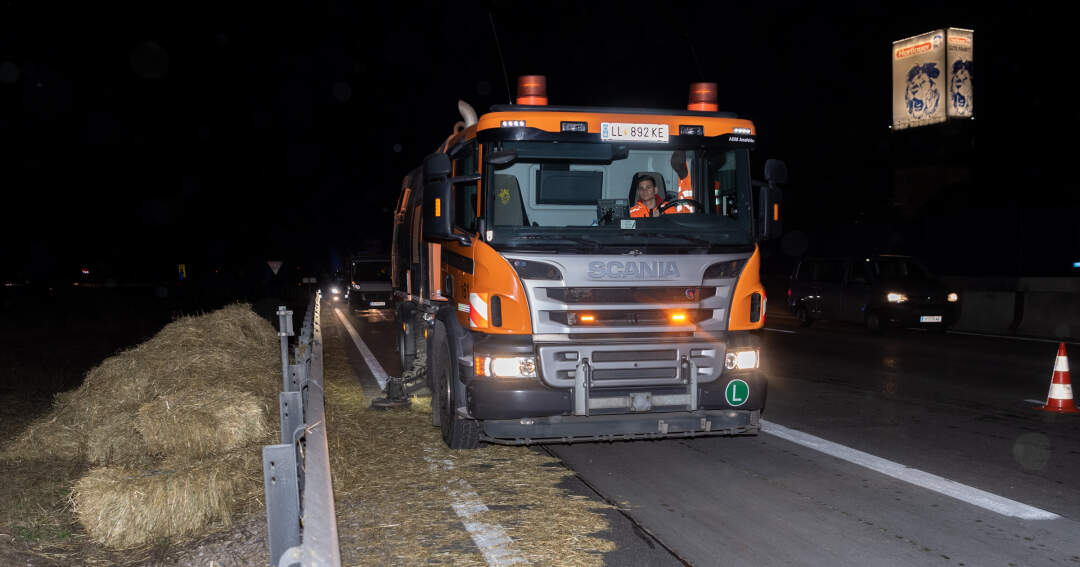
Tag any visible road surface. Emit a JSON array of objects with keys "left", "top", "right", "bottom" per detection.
[{"left": 337, "top": 301, "right": 1080, "bottom": 566}]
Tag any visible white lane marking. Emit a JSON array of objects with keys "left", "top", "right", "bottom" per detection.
[
  {"left": 946, "top": 330, "right": 1080, "bottom": 346},
  {"left": 1024, "top": 399, "right": 1047, "bottom": 405},
  {"left": 425, "top": 453, "right": 525, "bottom": 566},
  {"left": 334, "top": 308, "right": 389, "bottom": 390},
  {"left": 764, "top": 327, "right": 796, "bottom": 334},
  {"left": 760, "top": 419, "right": 1060, "bottom": 520}
]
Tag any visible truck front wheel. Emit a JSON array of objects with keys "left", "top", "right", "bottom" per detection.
[{"left": 432, "top": 322, "right": 481, "bottom": 449}]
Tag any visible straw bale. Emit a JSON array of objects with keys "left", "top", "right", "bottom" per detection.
[
  {"left": 136, "top": 388, "right": 270, "bottom": 459},
  {"left": 6, "top": 303, "right": 279, "bottom": 463},
  {"left": 85, "top": 412, "right": 148, "bottom": 465},
  {"left": 72, "top": 449, "right": 260, "bottom": 549}
]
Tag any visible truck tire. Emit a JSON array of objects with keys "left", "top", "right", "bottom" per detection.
[
  {"left": 432, "top": 322, "right": 481, "bottom": 449},
  {"left": 397, "top": 305, "right": 417, "bottom": 371}
]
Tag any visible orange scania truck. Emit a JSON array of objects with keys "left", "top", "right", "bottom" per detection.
[{"left": 391, "top": 76, "right": 786, "bottom": 448}]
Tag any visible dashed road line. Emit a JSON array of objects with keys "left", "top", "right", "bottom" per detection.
[
  {"left": 761, "top": 419, "right": 1060, "bottom": 520},
  {"left": 425, "top": 452, "right": 526, "bottom": 566},
  {"left": 334, "top": 307, "right": 389, "bottom": 390}
]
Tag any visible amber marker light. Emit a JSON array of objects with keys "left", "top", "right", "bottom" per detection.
[
  {"left": 688, "top": 82, "right": 719, "bottom": 112},
  {"left": 516, "top": 75, "right": 548, "bottom": 106},
  {"left": 670, "top": 312, "right": 688, "bottom": 323},
  {"left": 579, "top": 314, "right": 596, "bottom": 323}
]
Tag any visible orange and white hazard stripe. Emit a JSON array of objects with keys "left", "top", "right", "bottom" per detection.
[{"left": 469, "top": 292, "right": 489, "bottom": 329}]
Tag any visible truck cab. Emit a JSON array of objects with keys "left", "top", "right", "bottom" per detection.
[{"left": 392, "top": 77, "right": 785, "bottom": 448}]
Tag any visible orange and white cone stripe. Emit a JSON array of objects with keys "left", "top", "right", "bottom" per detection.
[
  {"left": 1040, "top": 342, "right": 1078, "bottom": 414},
  {"left": 469, "top": 292, "right": 489, "bottom": 329}
]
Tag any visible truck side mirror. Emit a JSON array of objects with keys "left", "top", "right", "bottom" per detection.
[
  {"left": 764, "top": 159, "right": 788, "bottom": 186},
  {"left": 758, "top": 158, "right": 785, "bottom": 241},
  {"left": 423, "top": 152, "right": 451, "bottom": 181},
  {"left": 422, "top": 152, "right": 470, "bottom": 246}
]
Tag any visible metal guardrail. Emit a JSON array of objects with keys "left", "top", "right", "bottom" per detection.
[{"left": 263, "top": 291, "right": 342, "bottom": 567}]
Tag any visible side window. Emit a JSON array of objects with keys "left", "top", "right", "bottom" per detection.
[
  {"left": 706, "top": 150, "right": 739, "bottom": 217},
  {"left": 795, "top": 261, "right": 815, "bottom": 282},
  {"left": 815, "top": 260, "right": 843, "bottom": 284},
  {"left": 847, "top": 261, "right": 869, "bottom": 284},
  {"left": 452, "top": 142, "right": 478, "bottom": 233}
]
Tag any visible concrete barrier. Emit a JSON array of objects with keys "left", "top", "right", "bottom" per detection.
[
  {"left": 1017, "top": 291, "right": 1080, "bottom": 340},
  {"left": 952, "top": 291, "right": 1016, "bottom": 335}
]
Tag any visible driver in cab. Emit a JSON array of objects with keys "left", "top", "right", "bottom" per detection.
[{"left": 629, "top": 175, "right": 666, "bottom": 218}]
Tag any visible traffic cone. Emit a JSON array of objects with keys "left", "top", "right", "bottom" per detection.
[{"left": 1040, "top": 342, "right": 1079, "bottom": 414}]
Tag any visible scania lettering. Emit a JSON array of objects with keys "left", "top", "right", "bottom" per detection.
[
  {"left": 587, "top": 261, "right": 681, "bottom": 280},
  {"left": 390, "top": 76, "right": 786, "bottom": 448}
]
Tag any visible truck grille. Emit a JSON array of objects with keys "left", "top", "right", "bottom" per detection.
[
  {"left": 546, "top": 287, "right": 715, "bottom": 304},
  {"left": 548, "top": 310, "right": 711, "bottom": 327},
  {"left": 539, "top": 342, "right": 722, "bottom": 389}
]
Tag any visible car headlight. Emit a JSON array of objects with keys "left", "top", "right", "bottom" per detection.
[
  {"left": 725, "top": 349, "right": 759, "bottom": 371},
  {"left": 474, "top": 355, "right": 537, "bottom": 378},
  {"left": 330, "top": 287, "right": 340, "bottom": 295},
  {"left": 947, "top": 292, "right": 959, "bottom": 303},
  {"left": 886, "top": 292, "right": 908, "bottom": 303}
]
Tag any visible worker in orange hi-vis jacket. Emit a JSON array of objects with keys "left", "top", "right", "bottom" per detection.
[
  {"left": 670, "top": 150, "right": 695, "bottom": 213},
  {"left": 629, "top": 174, "right": 667, "bottom": 218}
]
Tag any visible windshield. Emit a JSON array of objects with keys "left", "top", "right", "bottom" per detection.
[
  {"left": 352, "top": 261, "right": 390, "bottom": 282},
  {"left": 483, "top": 141, "right": 753, "bottom": 252},
  {"left": 874, "top": 258, "right": 930, "bottom": 281}
]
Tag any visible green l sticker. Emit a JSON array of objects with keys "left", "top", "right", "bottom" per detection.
[{"left": 725, "top": 379, "right": 749, "bottom": 407}]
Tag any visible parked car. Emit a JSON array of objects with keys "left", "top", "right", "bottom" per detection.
[{"left": 787, "top": 254, "right": 960, "bottom": 333}]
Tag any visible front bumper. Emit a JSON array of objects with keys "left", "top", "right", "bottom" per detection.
[
  {"left": 467, "top": 370, "right": 766, "bottom": 419},
  {"left": 879, "top": 303, "right": 960, "bottom": 327},
  {"left": 351, "top": 292, "right": 392, "bottom": 308},
  {"left": 481, "top": 409, "right": 760, "bottom": 445}
]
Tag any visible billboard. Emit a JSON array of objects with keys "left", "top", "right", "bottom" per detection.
[
  {"left": 946, "top": 28, "right": 974, "bottom": 118},
  {"left": 892, "top": 30, "right": 947, "bottom": 130}
]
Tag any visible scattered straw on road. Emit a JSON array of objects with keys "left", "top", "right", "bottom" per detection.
[{"left": 323, "top": 312, "right": 616, "bottom": 567}]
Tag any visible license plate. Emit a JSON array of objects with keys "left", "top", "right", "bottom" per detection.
[
  {"left": 601, "top": 123, "right": 669, "bottom": 143},
  {"left": 370, "top": 301, "right": 386, "bottom": 307},
  {"left": 920, "top": 315, "right": 942, "bottom": 323}
]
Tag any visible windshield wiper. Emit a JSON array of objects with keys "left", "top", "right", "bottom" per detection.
[
  {"left": 631, "top": 232, "right": 717, "bottom": 246},
  {"left": 507, "top": 234, "right": 602, "bottom": 251}
]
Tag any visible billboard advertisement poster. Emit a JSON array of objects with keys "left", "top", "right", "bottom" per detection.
[
  {"left": 946, "top": 28, "right": 974, "bottom": 118},
  {"left": 892, "top": 30, "right": 947, "bottom": 130}
]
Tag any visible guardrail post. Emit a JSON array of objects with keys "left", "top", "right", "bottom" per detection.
[
  {"left": 277, "top": 306, "right": 295, "bottom": 392},
  {"left": 279, "top": 391, "right": 304, "bottom": 445},
  {"left": 263, "top": 443, "right": 300, "bottom": 567},
  {"left": 286, "top": 363, "right": 306, "bottom": 392}
]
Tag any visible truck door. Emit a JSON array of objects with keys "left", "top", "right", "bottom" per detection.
[{"left": 442, "top": 141, "right": 480, "bottom": 329}]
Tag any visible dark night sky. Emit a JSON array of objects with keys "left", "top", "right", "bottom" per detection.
[{"left": 1, "top": 2, "right": 1076, "bottom": 284}]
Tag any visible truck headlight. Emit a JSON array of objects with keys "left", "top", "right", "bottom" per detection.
[
  {"left": 725, "top": 349, "right": 759, "bottom": 371},
  {"left": 947, "top": 292, "right": 959, "bottom": 303},
  {"left": 886, "top": 292, "right": 908, "bottom": 303},
  {"left": 474, "top": 355, "right": 537, "bottom": 378}
]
